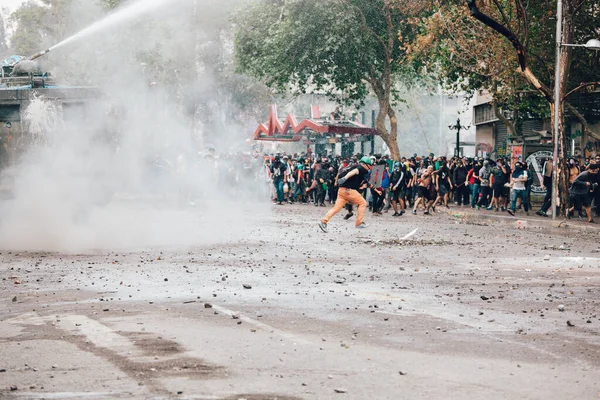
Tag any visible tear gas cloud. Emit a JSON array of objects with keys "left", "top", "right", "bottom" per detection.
[{"left": 0, "top": 0, "right": 269, "bottom": 252}]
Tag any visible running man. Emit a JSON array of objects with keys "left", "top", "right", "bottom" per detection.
[{"left": 319, "top": 157, "right": 377, "bottom": 232}]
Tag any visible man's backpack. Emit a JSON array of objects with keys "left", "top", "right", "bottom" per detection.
[{"left": 338, "top": 163, "right": 358, "bottom": 179}]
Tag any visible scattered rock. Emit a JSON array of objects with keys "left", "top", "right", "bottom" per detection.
[
  {"left": 334, "top": 278, "right": 346, "bottom": 284},
  {"left": 399, "top": 371, "right": 407, "bottom": 376},
  {"left": 0, "top": 368, "right": 6, "bottom": 373},
  {"left": 480, "top": 295, "right": 489, "bottom": 301},
  {"left": 243, "top": 284, "right": 252, "bottom": 289},
  {"left": 164, "top": 278, "right": 168, "bottom": 282},
  {"left": 567, "top": 320, "right": 575, "bottom": 327},
  {"left": 334, "top": 388, "right": 347, "bottom": 393},
  {"left": 10, "top": 385, "right": 17, "bottom": 391},
  {"left": 232, "top": 313, "right": 240, "bottom": 320},
  {"left": 558, "top": 304, "right": 565, "bottom": 312},
  {"left": 12, "top": 296, "right": 17, "bottom": 302},
  {"left": 204, "top": 303, "right": 213, "bottom": 309}
]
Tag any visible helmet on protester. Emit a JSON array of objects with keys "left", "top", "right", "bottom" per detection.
[
  {"left": 360, "top": 156, "right": 373, "bottom": 165},
  {"left": 394, "top": 162, "right": 401, "bottom": 169}
]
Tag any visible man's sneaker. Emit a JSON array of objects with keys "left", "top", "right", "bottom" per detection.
[
  {"left": 400, "top": 210, "right": 405, "bottom": 216},
  {"left": 501, "top": 207, "right": 507, "bottom": 212},
  {"left": 318, "top": 222, "right": 328, "bottom": 233},
  {"left": 536, "top": 210, "right": 547, "bottom": 217},
  {"left": 412, "top": 209, "right": 417, "bottom": 215},
  {"left": 424, "top": 211, "right": 430, "bottom": 215},
  {"left": 392, "top": 212, "right": 399, "bottom": 217},
  {"left": 507, "top": 209, "right": 515, "bottom": 216},
  {"left": 356, "top": 223, "right": 367, "bottom": 229},
  {"left": 476, "top": 205, "right": 480, "bottom": 210},
  {"left": 343, "top": 212, "right": 354, "bottom": 220},
  {"left": 486, "top": 206, "right": 493, "bottom": 210}
]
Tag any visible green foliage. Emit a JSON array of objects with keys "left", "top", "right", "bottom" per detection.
[
  {"left": 234, "top": 0, "right": 424, "bottom": 107},
  {"left": 412, "top": 1, "right": 599, "bottom": 113}
]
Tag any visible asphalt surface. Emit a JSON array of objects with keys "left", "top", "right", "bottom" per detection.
[{"left": 1, "top": 201, "right": 600, "bottom": 399}]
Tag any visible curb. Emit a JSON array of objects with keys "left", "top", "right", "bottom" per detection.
[{"left": 439, "top": 207, "right": 600, "bottom": 233}]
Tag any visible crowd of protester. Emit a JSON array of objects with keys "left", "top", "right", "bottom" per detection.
[{"left": 261, "top": 152, "right": 600, "bottom": 224}]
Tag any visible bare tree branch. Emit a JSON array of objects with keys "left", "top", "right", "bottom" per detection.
[
  {"left": 492, "top": 99, "right": 518, "bottom": 136},
  {"left": 466, "top": 0, "right": 527, "bottom": 71},
  {"left": 563, "top": 82, "right": 600, "bottom": 100},
  {"left": 492, "top": 0, "right": 511, "bottom": 29}
]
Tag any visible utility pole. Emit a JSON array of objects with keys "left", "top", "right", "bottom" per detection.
[{"left": 551, "top": 0, "right": 563, "bottom": 220}]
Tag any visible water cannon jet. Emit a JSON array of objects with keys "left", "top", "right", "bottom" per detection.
[{"left": 28, "top": 49, "right": 50, "bottom": 61}]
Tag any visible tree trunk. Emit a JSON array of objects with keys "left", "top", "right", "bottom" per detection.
[
  {"left": 374, "top": 100, "right": 401, "bottom": 160},
  {"left": 555, "top": 5, "right": 575, "bottom": 217}
]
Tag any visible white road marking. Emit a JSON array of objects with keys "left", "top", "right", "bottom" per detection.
[
  {"left": 400, "top": 228, "right": 419, "bottom": 240},
  {"left": 210, "top": 304, "right": 310, "bottom": 345},
  {"left": 5, "top": 313, "right": 157, "bottom": 361}
]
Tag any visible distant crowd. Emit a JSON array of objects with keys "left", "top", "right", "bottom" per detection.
[{"left": 262, "top": 152, "right": 600, "bottom": 223}]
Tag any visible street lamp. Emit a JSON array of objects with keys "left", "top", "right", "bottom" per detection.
[
  {"left": 448, "top": 118, "right": 470, "bottom": 157},
  {"left": 552, "top": 0, "right": 600, "bottom": 220}
]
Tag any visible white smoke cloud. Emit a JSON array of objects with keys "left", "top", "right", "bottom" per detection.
[{"left": 0, "top": 0, "right": 268, "bottom": 252}]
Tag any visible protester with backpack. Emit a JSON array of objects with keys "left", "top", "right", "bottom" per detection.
[{"left": 319, "top": 157, "right": 379, "bottom": 232}]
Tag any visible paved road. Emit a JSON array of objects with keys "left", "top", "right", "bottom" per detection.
[{"left": 1, "top": 202, "right": 599, "bottom": 399}]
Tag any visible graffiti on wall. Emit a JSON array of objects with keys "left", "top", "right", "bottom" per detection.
[{"left": 476, "top": 142, "right": 493, "bottom": 158}]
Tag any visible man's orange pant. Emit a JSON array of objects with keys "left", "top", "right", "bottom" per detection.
[{"left": 322, "top": 188, "right": 367, "bottom": 227}]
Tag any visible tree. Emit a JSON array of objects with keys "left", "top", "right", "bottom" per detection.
[
  {"left": 410, "top": 0, "right": 600, "bottom": 216},
  {"left": 464, "top": 0, "right": 600, "bottom": 216},
  {"left": 234, "top": 0, "right": 431, "bottom": 160}
]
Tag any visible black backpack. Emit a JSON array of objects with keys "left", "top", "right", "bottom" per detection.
[{"left": 337, "top": 163, "right": 358, "bottom": 179}]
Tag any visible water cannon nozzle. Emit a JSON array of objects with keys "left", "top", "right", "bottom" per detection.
[{"left": 28, "top": 49, "right": 50, "bottom": 61}]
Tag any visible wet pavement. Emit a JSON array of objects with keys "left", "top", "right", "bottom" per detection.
[{"left": 1, "top": 202, "right": 600, "bottom": 399}]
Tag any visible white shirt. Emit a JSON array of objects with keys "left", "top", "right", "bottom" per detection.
[{"left": 513, "top": 171, "right": 527, "bottom": 190}]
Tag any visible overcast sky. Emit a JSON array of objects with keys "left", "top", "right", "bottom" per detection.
[{"left": 3, "top": 0, "right": 26, "bottom": 12}]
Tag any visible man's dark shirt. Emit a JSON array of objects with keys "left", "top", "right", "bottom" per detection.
[
  {"left": 453, "top": 165, "right": 468, "bottom": 185},
  {"left": 492, "top": 166, "right": 506, "bottom": 185},
  {"left": 571, "top": 171, "right": 596, "bottom": 196},
  {"left": 438, "top": 166, "right": 450, "bottom": 186},
  {"left": 315, "top": 164, "right": 331, "bottom": 183},
  {"left": 270, "top": 161, "right": 286, "bottom": 182},
  {"left": 341, "top": 165, "right": 369, "bottom": 190}
]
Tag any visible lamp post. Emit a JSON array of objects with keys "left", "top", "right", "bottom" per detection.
[
  {"left": 551, "top": 0, "right": 600, "bottom": 220},
  {"left": 448, "top": 118, "right": 470, "bottom": 157}
]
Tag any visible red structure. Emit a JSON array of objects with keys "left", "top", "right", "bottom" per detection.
[{"left": 253, "top": 105, "right": 376, "bottom": 144}]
